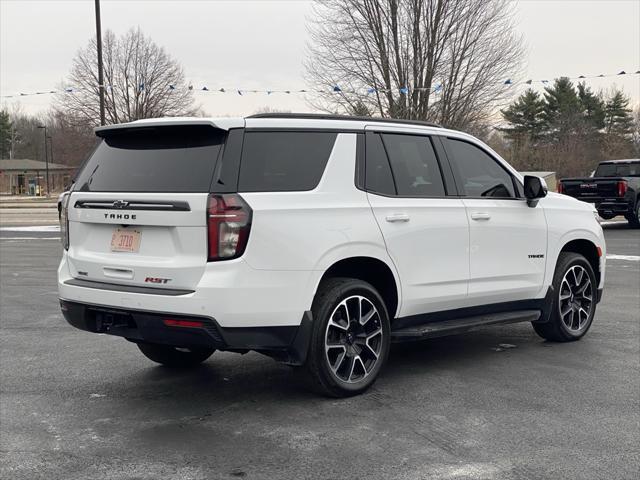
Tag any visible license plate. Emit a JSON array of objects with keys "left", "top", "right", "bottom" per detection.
[{"left": 110, "top": 228, "right": 141, "bottom": 253}]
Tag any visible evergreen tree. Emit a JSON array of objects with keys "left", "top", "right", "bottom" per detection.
[
  {"left": 0, "top": 110, "right": 12, "bottom": 159},
  {"left": 499, "top": 89, "right": 546, "bottom": 143},
  {"left": 604, "top": 90, "right": 634, "bottom": 136},
  {"left": 541, "top": 77, "right": 582, "bottom": 142},
  {"left": 577, "top": 82, "right": 605, "bottom": 131}
]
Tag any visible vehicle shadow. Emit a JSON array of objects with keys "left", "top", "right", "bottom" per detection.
[{"left": 110, "top": 323, "right": 540, "bottom": 410}]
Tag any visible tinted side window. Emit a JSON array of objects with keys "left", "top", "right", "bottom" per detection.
[
  {"left": 447, "top": 139, "right": 515, "bottom": 198},
  {"left": 381, "top": 134, "right": 446, "bottom": 197},
  {"left": 365, "top": 133, "right": 396, "bottom": 195},
  {"left": 238, "top": 131, "right": 337, "bottom": 192}
]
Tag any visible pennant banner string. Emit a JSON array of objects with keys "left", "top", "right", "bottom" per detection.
[{"left": 2, "top": 69, "right": 638, "bottom": 99}]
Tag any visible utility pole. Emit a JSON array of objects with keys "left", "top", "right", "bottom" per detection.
[
  {"left": 37, "top": 125, "right": 49, "bottom": 196},
  {"left": 95, "top": 0, "right": 106, "bottom": 126},
  {"left": 47, "top": 136, "right": 54, "bottom": 191}
]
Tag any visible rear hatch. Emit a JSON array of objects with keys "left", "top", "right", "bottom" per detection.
[
  {"left": 560, "top": 177, "right": 621, "bottom": 200},
  {"left": 66, "top": 124, "right": 226, "bottom": 292}
]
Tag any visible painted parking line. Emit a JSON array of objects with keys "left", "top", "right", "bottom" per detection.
[
  {"left": 599, "top": 220, "right": 628, "bottom": 226},
  {"left": 0, "top": 225, "right": 60, "bottom": 232},
  {"left": 606, "top": 254, "right": 640, "bottom": 262},
  {"left": 0, "top": 237, "right": 59, "bottom": 241}
]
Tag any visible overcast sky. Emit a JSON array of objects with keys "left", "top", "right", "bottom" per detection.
[{"left": 1, "top": 0, "right": 639, "bottom": 117}]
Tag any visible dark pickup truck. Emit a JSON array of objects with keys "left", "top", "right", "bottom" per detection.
[{"left": 558, "top": 159, "right": 640, "bottom": 227}]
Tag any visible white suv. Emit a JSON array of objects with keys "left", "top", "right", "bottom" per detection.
[{"left": 58, "top": 113, "right": 606, "bottom": 397}]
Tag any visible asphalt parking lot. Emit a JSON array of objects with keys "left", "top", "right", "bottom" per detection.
[{"left": 1, "top": 222, "right": 638, "bottom": 480}]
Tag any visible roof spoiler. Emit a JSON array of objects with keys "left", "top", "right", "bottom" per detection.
[{"left": 94, "top": 118, "right": 245, "bottom": 136}]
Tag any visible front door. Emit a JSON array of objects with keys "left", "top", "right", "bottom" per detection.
[{"left": 443, "top": 137, "right": 547, "bottom": 305}]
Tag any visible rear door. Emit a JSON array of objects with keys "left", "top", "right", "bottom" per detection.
[
  {"left": 442, "top": 137, "right": 547, "bottom": 305},
  {"left": 66, "top": 124, "right": 227, "bottom": 291},
  {"left": 364, "top": 129, "right": 470, "bottom": 316}
]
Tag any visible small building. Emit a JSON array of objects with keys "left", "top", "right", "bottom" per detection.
[
  {"left": 519, "top": 171, "right": 557, "bottom": 192},
  {"left": 0, "top": 159, "right": 76, "bottom": 195}
]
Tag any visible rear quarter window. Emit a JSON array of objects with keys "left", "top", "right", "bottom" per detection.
[{"left": 238, "top": 131, "right": 338, "bottom": 192}]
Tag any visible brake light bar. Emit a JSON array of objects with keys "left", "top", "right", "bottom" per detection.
[{"left": 557, "top": 183, "right": 563, "bottom": 194}]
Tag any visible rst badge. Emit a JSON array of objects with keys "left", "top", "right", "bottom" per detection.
[{"left": 144, "top": 277, "right": 171, "bottom": 284}]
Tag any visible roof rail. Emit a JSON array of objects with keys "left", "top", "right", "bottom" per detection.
[{"left": 246, "top": 112, "right": 441, "bottom": 128}]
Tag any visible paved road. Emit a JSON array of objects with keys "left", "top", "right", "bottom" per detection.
[{"left": 1, "top": 224, "right": 638, "bottom": 480}]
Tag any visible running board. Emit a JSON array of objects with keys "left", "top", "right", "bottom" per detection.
[{"left": 391, "top": 310, "right": 541, "bottom": 342}]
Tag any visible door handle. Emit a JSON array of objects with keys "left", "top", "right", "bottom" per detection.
[
  {"left": 471, "top": 212, "right": 491, "bottom": 221},
  {"left": 385, "top": 213, "right": 410, "bottom": 223}
]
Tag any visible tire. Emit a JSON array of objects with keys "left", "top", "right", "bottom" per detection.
[
  {"left": 532, "top": 252, "right": 597, "bottom": 342},
  {"left": 303, "top": 277, "right": 391, "bottom": 397},
  {"left": 137, "top": 342, "right": 214, "bottom": 367},
  {"left": 627, "top": 201, "right": 640, "bottom": 228}
]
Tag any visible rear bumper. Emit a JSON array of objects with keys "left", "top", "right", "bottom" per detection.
[
  {"left": 58, "top": 252, "right": 316, "bottom": 328},
  {"left": 592, "top": 200, "right": 633, "bottom": 216},
  {"left": 571, "top": 197, "right": 632, "bottom": 215},
  {"left": 60, "top": 299, "right": 312, "bottom": 365}
]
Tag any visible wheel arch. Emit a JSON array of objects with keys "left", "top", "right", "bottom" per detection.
[
  {"left": 313, "top": 256, "right": 401, "bottom": 320},
  {"left": 559, "top": 238, "right": 601, "bottom": 285}
]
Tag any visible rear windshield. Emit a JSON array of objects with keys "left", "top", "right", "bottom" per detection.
[
  {"left": 595, "top": 162, "right": 640, "bottom": 177},
  {"left": 238, "top": 131, "right": 338, "bottom": 192},
  {"left": 74, "top": 125, "right": 225, "bottom": 192}
]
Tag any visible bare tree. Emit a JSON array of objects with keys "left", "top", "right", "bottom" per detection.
[
  {"left": 55, "top": 28, "right": 198, "bottom": 126},
  {"left": 305, "top": 0, "right": 524, "bottom": 129}
]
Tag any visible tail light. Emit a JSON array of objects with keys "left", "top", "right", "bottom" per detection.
[
  {"left": 557, "top": 183, "right": 563, "bottom": 194},
  {"left": 617, "top": 180, "right": 628, "bottom": 197},
  {"left": 60, "top": 193, "right": 70, "bottom": 250},
  {"left": 207, "top": 194, "right": 252, "bottom": 261}
]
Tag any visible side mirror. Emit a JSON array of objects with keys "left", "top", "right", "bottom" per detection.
[{"left": 524, "top": 175, "right": 548, "bottom": 207}]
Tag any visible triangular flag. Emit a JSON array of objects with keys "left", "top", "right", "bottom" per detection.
[
  {"left": 202, "top": 86, "right": 209, "bottom": 91},
  {"left": 578, "top": 75, "right": 585, "bottom": 79},
  {"left": 618, "top": 71, "right": 626, "bottom": 75},
  {"left": 525, "top": 79, "right": 532, "bottom": 85},
  {"left": 168, "top": 84, "right": 175, "bottom": 90},
  {"left": 237, "top": 90, "right": 243, "bottom": 95},
  {"left": 219, "top": 88, "right": 225, "bottom": 93},
  {"left": 333, "top": 85, "right": 342, "bottom": 92},
  {"left": 188, "top": 85, "right": 193, "bottom": 90}
]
